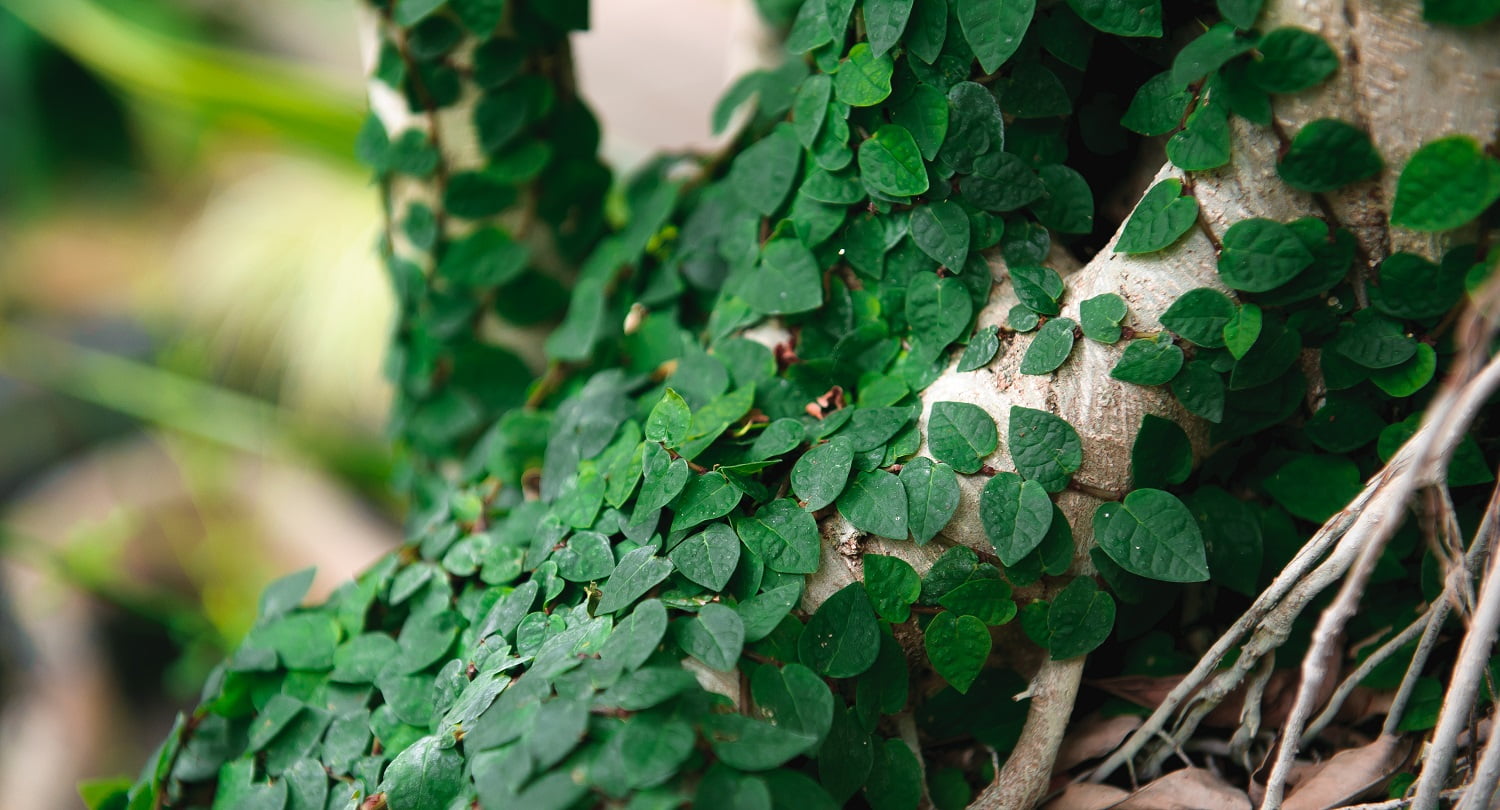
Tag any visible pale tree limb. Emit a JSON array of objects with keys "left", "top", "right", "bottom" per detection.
[{"left": 967, "top": 658, "right": 1086, "bottom": 810}]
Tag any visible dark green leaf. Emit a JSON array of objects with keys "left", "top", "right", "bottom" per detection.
[
  {"left": 1008, "top": 406, "right": 1083, "bottom": 493},
  {"left": 980, "top": 472, "right": 1054, "bottom": 565},
  {"left": 1247, "top": 27, "right": 1339, "bottom": 94},
  {"left": 1218, "top": 218, "right": 1314, "bottom": 292},
  {"left": 1389, "top": 135, "right": 1500, "bottom": 232},
  {"left": 671, "top": 523, "right": 741, "bottom": 590},
  {"left": 680, "top": 603, "right": 746, "bottom": 671},
  {"left": 927, "top": 401, "right": 998, "bottom": 474},
  {"left": 1160, "top": 287, "right": 1234, "bottom": 347},
  {"left": 1218, "top": 0, "right": 1263, "bottom": 27},
  {"left": 736, "top": 499, "right": 822, "bottom": 574},
  {"left": 957, "top": 0, "right": 1035, "bottom": 72},
  {"left": 1067, "top": 0, "right": 1162, "bottom": 37},
  {"left": 1019, "top": 317, "right": 1077, "bottom": 375},
  {"left": 752, "top": 662, "right": 835, "bottom": 747},
  {"left": 792, "top": 437, "right": 856, "bottom": 511},
  {"left": 924, "top": 612, "right": 991, "bottom": 693},
  {"left": 1031, "top": 164, "right": 1095, "bottom": 234},
  {"left": 905, "top": 0, "right": 949, "bottom": 63},
  {"left": 645, "top": 388, "right": 691, "bottom": 447},
  {"left": 381, "top": 735, "right": 464, "bottom": 810},
  {"left": 937, "top": 578, "right": 1016, "bottom": 625},
  {"left": 1262, "top": 454, "right": 1361, "bottom": 522},
  {"left": 1171, "top": 360, "right": 1226, "bottom": 423},
  {"left": 793, "top": 75, "right": 834, "bottom": 148},
  {"left": 1115, "top": 179, "right": 1199, "bottom": 254},
  {"left": 1131, "top": 414, "right": 1192, "bottom": 488},
  {"left": 1170, "top": 23, "right": 1256, "bottom": 86},
  {"left": 1327, "top": 310, "right": 1417, "bottom": 370},
  {"left": 1079, "top": 293, "right": 1129, "bottom": 343},
  {"left": 671, "top": 471, "right": 743, "bottom": 532},
  {"left": 838, "top": 470, "right": 909, "bottom": 540},
  {"left": 1092, "top": 489, "right": 1209, "bottom": 582},
  {"left": 958, "top": 325, "right": 1002, "bottom": 372},
  {"left": 864, "top": 738, "right": 925, "bottom": 810},
  {"left": 1222, "top": 302, "right": 1263, "bottom": 359},
  {"left": 799, "top": 583, "right": 881, "bottom": 678},
  {"left": 1277, "top": 119, "right": 1383, "bottom": 192},
  {"left": 1111, "top": 339, "right": 1184, "bottom": 386},
  {"left": 910, "top": 202, "right": 972, "bottom": 270},
  {"left": 962, "top": 151, "right": 1044, "bottom": 212},
  {"left": 864, "top": 555, "right": 922, "bottom": 622},
  {"left": 865, "top": 0, "right": 916, "bottom": 56},
  {"left": 900, "top": 458, "right": 961, "bottom": 544},
  {"left": 1166, "top": 102, "right": 1231, "bottom": 171},
  {"left": 891, "top": 84, "right": 950, "bottom": 161},
  {"left": 860, "top": 125, "right": 930, "bottom": 197},
  {"left": 1046, "top": 578, "right": 1115, "bottom": 659},
  {"left": 834, "top": 43, "right": 896, "bottom": 107},
  {"left": 597, "top": 547, "right": 675, "bottom": 614},
  {"left": 746, "top": 237, "right": 825, "bottom": 315},
  {"left": 1121, "top": 72, "right": 1192, "bottom": 136},
  {"left": 729, "top": 126, "right": 802, "bottom": 216},
  {"left": 1012, "top": 265, "right": 1065, "bottom": 316},
  {"left": 906, "top": 273, "right": 975, "bottom": 352}
]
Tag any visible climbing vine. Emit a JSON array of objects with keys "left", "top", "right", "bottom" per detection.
[{"left": 104, "top": 0, "right": 1500, "bottom": 809}]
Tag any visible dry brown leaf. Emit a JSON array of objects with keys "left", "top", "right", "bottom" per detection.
[
  {"left": 1113, "top": 767, "right": 1251, "bottom": 810},
  {"left": 1054, "top": 714, "right": 1144, "bottom": 774},
  {"left": 1282, "top": 735, "right": 1412, "bottom": 810},
  {"left": 1041, "top": 783, "right": 1130, "bottom": 810}
]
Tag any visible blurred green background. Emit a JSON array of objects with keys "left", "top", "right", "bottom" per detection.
[{"left": 0, "top": 0, "right": 746, "bottom": 805}]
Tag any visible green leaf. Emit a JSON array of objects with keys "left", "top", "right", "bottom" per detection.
[
  {"left": 746, "top": 237, "right": 825, "bottom": 315},
  {"left": 864, "top": 738, "right": 925, "bottom": 810},
  {"left": 1390, "top": 135, "right": 1500, "bottom": 232},
  {"left": 1247, "top": 27, "right": 1339, "bottom": 93},
  {"left": 787, "top": 0, "right": 834, "bottom": 53},
  {"left": 957, "top": 0, "right": 1035, "bottom": 72},
  {"left": 680, "top": 603, "right": 746, "bottom": 671},
  {"left": 799, "top": 583, "right": 881, "bottom": 678},
  {"left": 860, "top": 125, "right": 930, "bottom": 197},
  {"left": 1170, "top": 23, "right": 1256, "bottom": 86},
  {"left": 864, "top": 555, "right": 922, "bottom": 622},
  {"left": 1010, "top": 305, "right": 1041, "bottom": 332},
  {"left": 891, "top": 84, "right": 950, "bottom": 161},
  {"left": 740, "top": 582, "right": 804, "bottom": 642},
  {"left": 260, "top": 613, "right": 340, "bottom": 671},
  {"left": 1012, "top": 265, "right": 1065, "bottom": 316},
  {"left": 940, "top": 82, "right": 1006, "bottom": 174},
  {"left": 906, "top": 273, "right": 975, "bottom": 352},
  {"left": 381, "top": 735, "right": 465, "bottom": 810},
  {"left": 258, "top": 567, "right": 315, "bottom": 621},
  {"left": 671, "top": 471, "right": 743, "bottom": 532},
  {"left": 602, "top": 599, "right": 668, "bottom": 671},
  {"left": 729, "top": 126, "right": 802, "bottom": 216},
  {"left": 736, "top": 499, "right": 822, "bottom": 574},
  {"left": 793, "top": 75, "right": 834, "bottom": 148},
  {"left": 1171, "top": 360, "right": 1225, "bottom": 423},
  {"left": 962, "top": 151, "right": 1044, "bottom": 212},
  {"left": 1092, "top": 489, "right": 1209, "bottom": 582},
  {"left": 865, "top": 0, "right": 916, "bottom": 56},
  {"left": 900, "top": 458, "right": 961, "bottom": 544},
  {"left": 1277, "top": 119, "right": 1383, "bottom": 192},
  {"left": 1228, "top": 318, "right": 1301, "bottom": 390},
  {"left": 1111, "top": 339, "right": 1184, "bottom": 386},
  {"left": 927, "top": 401, "right": 999, "bottom": 474},
  {"left": 1131, "top": 414, "right": 1192, "bottom": 488},
  {"left": 707, "top": 714, "right": 818, "bottom": 772},
  {"left": 1046, "top": 578, "right": 1115, "bottom": 659},
  {"left": 1079, "top": 293, "right": 1129, "bottom": 343},
  {"left": 1020, "top": 317, "right": 1077, "bottom": 375},
  {"left": 937, "top": 578, "right": 1016, "bottom": 625},
  {"left": 980, "top": 472, "right": 1054, "bottom": 565},
  {"left": 792, "top": 436, "right": 855, "bottom": 511},
  {"left": 1067, "top": 0, "right": 1162, "bottom": 36},
  {"left": 645, "top": 388, "right": 691, "bottom": 447},
  {"left": 1222, "top": 302, "right": 1263, "bottom": 359},
  {"left": 1166, "top": 102, "right": 1231, "bottom": 171},
  {"left": 1370, "top": 251, "right": 1467, "bottom": 319},
  {"left": 1327, "top": 310, "right": 1417, "bottom": 370},
  {"left": 1218, "top": 0, "right": 1264, "bottom": 27},
  {"left": 958, "top": 325, "right": 1001, "bottom": 372},
  {"left": 670, "top": 523, "right": 741, "bottom": 590},
  {"left": 1121, "top": 72, "right": 1192, "bottom": 136},
  {"left": 1262, "top": 454, "right": 1361, "bottom": 522},
  {"left": 1008, "top": 406, "right": 1083, "bottom": 493},
  {"left": 637, "top": 443, "right": 689, "bottom": 514},
  {"left": 924, "top": 612, "right": 991, "bottom": 693},
  {"left": 1160, "top": 288, "right": 1234, "bottom": 347},
  {"left": 906, "top": 0, "right": 949, "bottom": 62},
  {"left": 910, "top": 202, "right": 972, "bottom": 270},
  {"left": 1115, "top": 179, "right": 1199, "bottom": 254},
  {"left": 597, "top": 547, "right": 675, "bottom": 614},
  {"left": 834, "top": 43, "right": 895, "bottom": 107},
  {"left": 1032, "top": 164, "right": 1095, "bottom": 234},
  {"left": 838, "top": 470, "right": 909, "bottom": 540},
  {"left": 1371, "top": 343, "right": 1437, "bottom": 397},
  {"left": 1218, "top": 218, "right": 1314, "bottom": 292},
  {"left": 752, "top": 663, "right": 835, "bottom": 747}
]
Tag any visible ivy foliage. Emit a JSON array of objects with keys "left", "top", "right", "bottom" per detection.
[{"left": 109, "top": 1, "right": 1500, "bottom": 809}]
